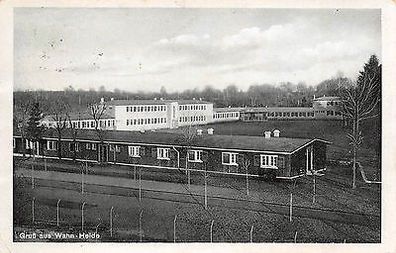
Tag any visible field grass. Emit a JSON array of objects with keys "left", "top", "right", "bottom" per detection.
[{"left": 13, "top": 176, "right": 380, "bottom": 243}]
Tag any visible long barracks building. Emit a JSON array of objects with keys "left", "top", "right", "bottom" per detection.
[
  {"left": 41, "top": 96, "right": 343, "bottom": 131},
  {"left": 13, "top": 128, "right": 330, "bottom": 179}
]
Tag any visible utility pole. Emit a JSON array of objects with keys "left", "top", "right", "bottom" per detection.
[
  {"left": 56, "top": 199, "right": 61, "bottom": 227},
  {"left": 210, "top": 220, "right": 214, "bottom": 243},
  {"left": 81, "top": 202, "right": 86, "bottom": 231},
  {"left": 173, "top": 214, "right": 177, "bottom": 243},
  {"left": 110, "top": 206, "right": 114, "bottom": 237}
]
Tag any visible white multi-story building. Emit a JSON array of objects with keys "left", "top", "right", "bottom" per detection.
[
  {"left": 112, "top": 99, "right": 213, "bottom": 131},
  {"left": 43, "top": 98, "right": 217, "bottom": 131}
]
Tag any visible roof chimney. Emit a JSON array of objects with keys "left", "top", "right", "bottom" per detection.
[
  {"left": 264, "top": 131, "right": 271, "bottom": 139},
  {"left": 111, "top": 97, "right": 114, "bottom": 101},
  {"left": 197, "top": 129, "right": 203, "bottom": 135},
  {"left": 273, "top": 129, "right": 280, "bottom": 138},
  {"left": 100, "top": 97, "right": 105, "bottom": 103},
  {"left": 207, "top": 128, "right": 214, "bottom": 135}
]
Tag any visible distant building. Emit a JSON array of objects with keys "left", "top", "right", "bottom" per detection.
[
  {"left": 41, "top": 96, "right": 343, "bottom": 130},
  {"left": 312, "top": 96, "right": 343, "bottom": 120},
  {"left": 212, "top": 107, "right": 242, "bottom": 123},
  {"left": 240, "top": 96, "right": 342, "bottom": 121}
]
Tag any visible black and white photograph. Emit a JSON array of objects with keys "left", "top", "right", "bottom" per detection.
[{"left": 2, "top": 0, "right": 395, "bottom": 250}]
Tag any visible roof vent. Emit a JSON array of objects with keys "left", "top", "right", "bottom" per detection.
[
  {"left": 110, "top": 97, "right": 114, "bottom": 101},
  {"left": 154, "top": 98, "right": 157, "bottom": 100},
  {"left": 264, "top": 131, "right": 271, "bottom": 139},
  {"left": 273, "top": 129, "right": 280, "bottom": 138},
  {"left": 160, "top": 98, "right": 164, "bottom": 100},
  {"left": 197, "top": 129, "right": 203, "bottom": 135},
  {"left": 207, "top": 128, "right": 214, "bottom": 135},
  {"left": 100, "top": 97, "right": 105, "bottom": 103},
  {"left": 193, "top": 98, "right": 196, "bottom": 100}
]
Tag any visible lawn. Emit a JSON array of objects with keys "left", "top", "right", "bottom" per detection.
[{"left": 13, "top": 176, "right": 379, "bottom": 243}]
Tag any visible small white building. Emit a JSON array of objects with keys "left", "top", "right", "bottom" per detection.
[{"left": 312, "top": 96, "right": 343, "bottom": 120}]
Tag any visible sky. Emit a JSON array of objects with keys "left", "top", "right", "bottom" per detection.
[{"left": 14, "top": 8, "right": 381, "bottom": 92}]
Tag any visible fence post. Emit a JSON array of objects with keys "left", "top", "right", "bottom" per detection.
[
  {"left": 289, "top": 192, "right": 293, "bottom": 222},
  {"left": 246, "top": 168, "right": 249, "bottom": 196},
  {"left": 313, "top": 174, "right": 316, "bottom": 204},
  {"left": 134, "top": 166, "right": 136, "bottom": 181},
  {"left": 32, "top": 197, "right": 35, "bottom": 225},
  {"left": 81, "top": 164, "right": 84, "bottom": 194},
  {"left": 250, "top": 225, "right": 254, "bottom": 243},
  {"left": 31, "top": 164, "right": 35, "bottom": 189},
  {"left": 173, "top": 214, "right": 177, "bottom": 243},
  {"left": 81, "top": 202, "right": 86, "bottom": 232},
  {"left": 95, "top": 221, "right": 101, "bottom": 242},
  {"left": 204, "top": 170, "right": 208, "bottom": 209},
  {"left": 56, "top": 199, "right": 61, "bottom": 227},
  {"left": 139, "top": 209, "right": 144, "bottom": 242},
  {"left": 110, "top": 206, "right": 114, "bottom": 237},
  {"left": 294, "top": 231, "right": 298, "bottom": 243},
  {"left": 210, "top": 220, "right": 214, "bottom": 243},
  {"left": 139, "top": 168, "right": 142, "bottom": 202}
]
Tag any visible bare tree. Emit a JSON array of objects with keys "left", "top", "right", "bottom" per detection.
[
  {"left": 50, "top": 99, "right": 69, "bottom": 159},
  {"left": 14, "top": 100, "right": 31, "bottom": 157},
  {"left": 88, "top": 102, "right": 108, "bottom": 163},
  {"left": 179, "top": 117, "right": 201, "bottom": 187},
  {"left": 241, "top": 157, "right": 251, "bottom": 196},
  {"left": 66, "top": 111, "right": 81, "bottom": 162},
  {"left": 340, "top": 55, "right": 381, "bottom": 188}
]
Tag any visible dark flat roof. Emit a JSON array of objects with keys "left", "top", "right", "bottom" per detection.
[
  {"left": 16, "top": 129, "right": 330, "bottom": 153},
  {"left": 106, "top": 99, "right": 212, "bottom": 106},
  {"left": 241, "top": 107, "right": 314, "bottom": 113}
]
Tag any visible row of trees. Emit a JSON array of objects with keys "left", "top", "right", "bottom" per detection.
[{"left": 14, "top": 77, "right": 352, "bottom": 112}]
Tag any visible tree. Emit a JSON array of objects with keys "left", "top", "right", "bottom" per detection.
[
  {"left": 66, "top": 111, "right": 81, "bottom": 162},
  {"left": 88, "top": 102, "right": 108, "bottom": 163},
  {"left": 14, "top": 99, "right": 32, "bottom": 157},
  {"left": 340, "top": 55, "right": 381, "bottom": 188},
  {"left": 50, "top": 98, "right": 69, "bottom": 159},
  {"left": 26, "top": 102, "right": 45, "bottom": 159}
]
